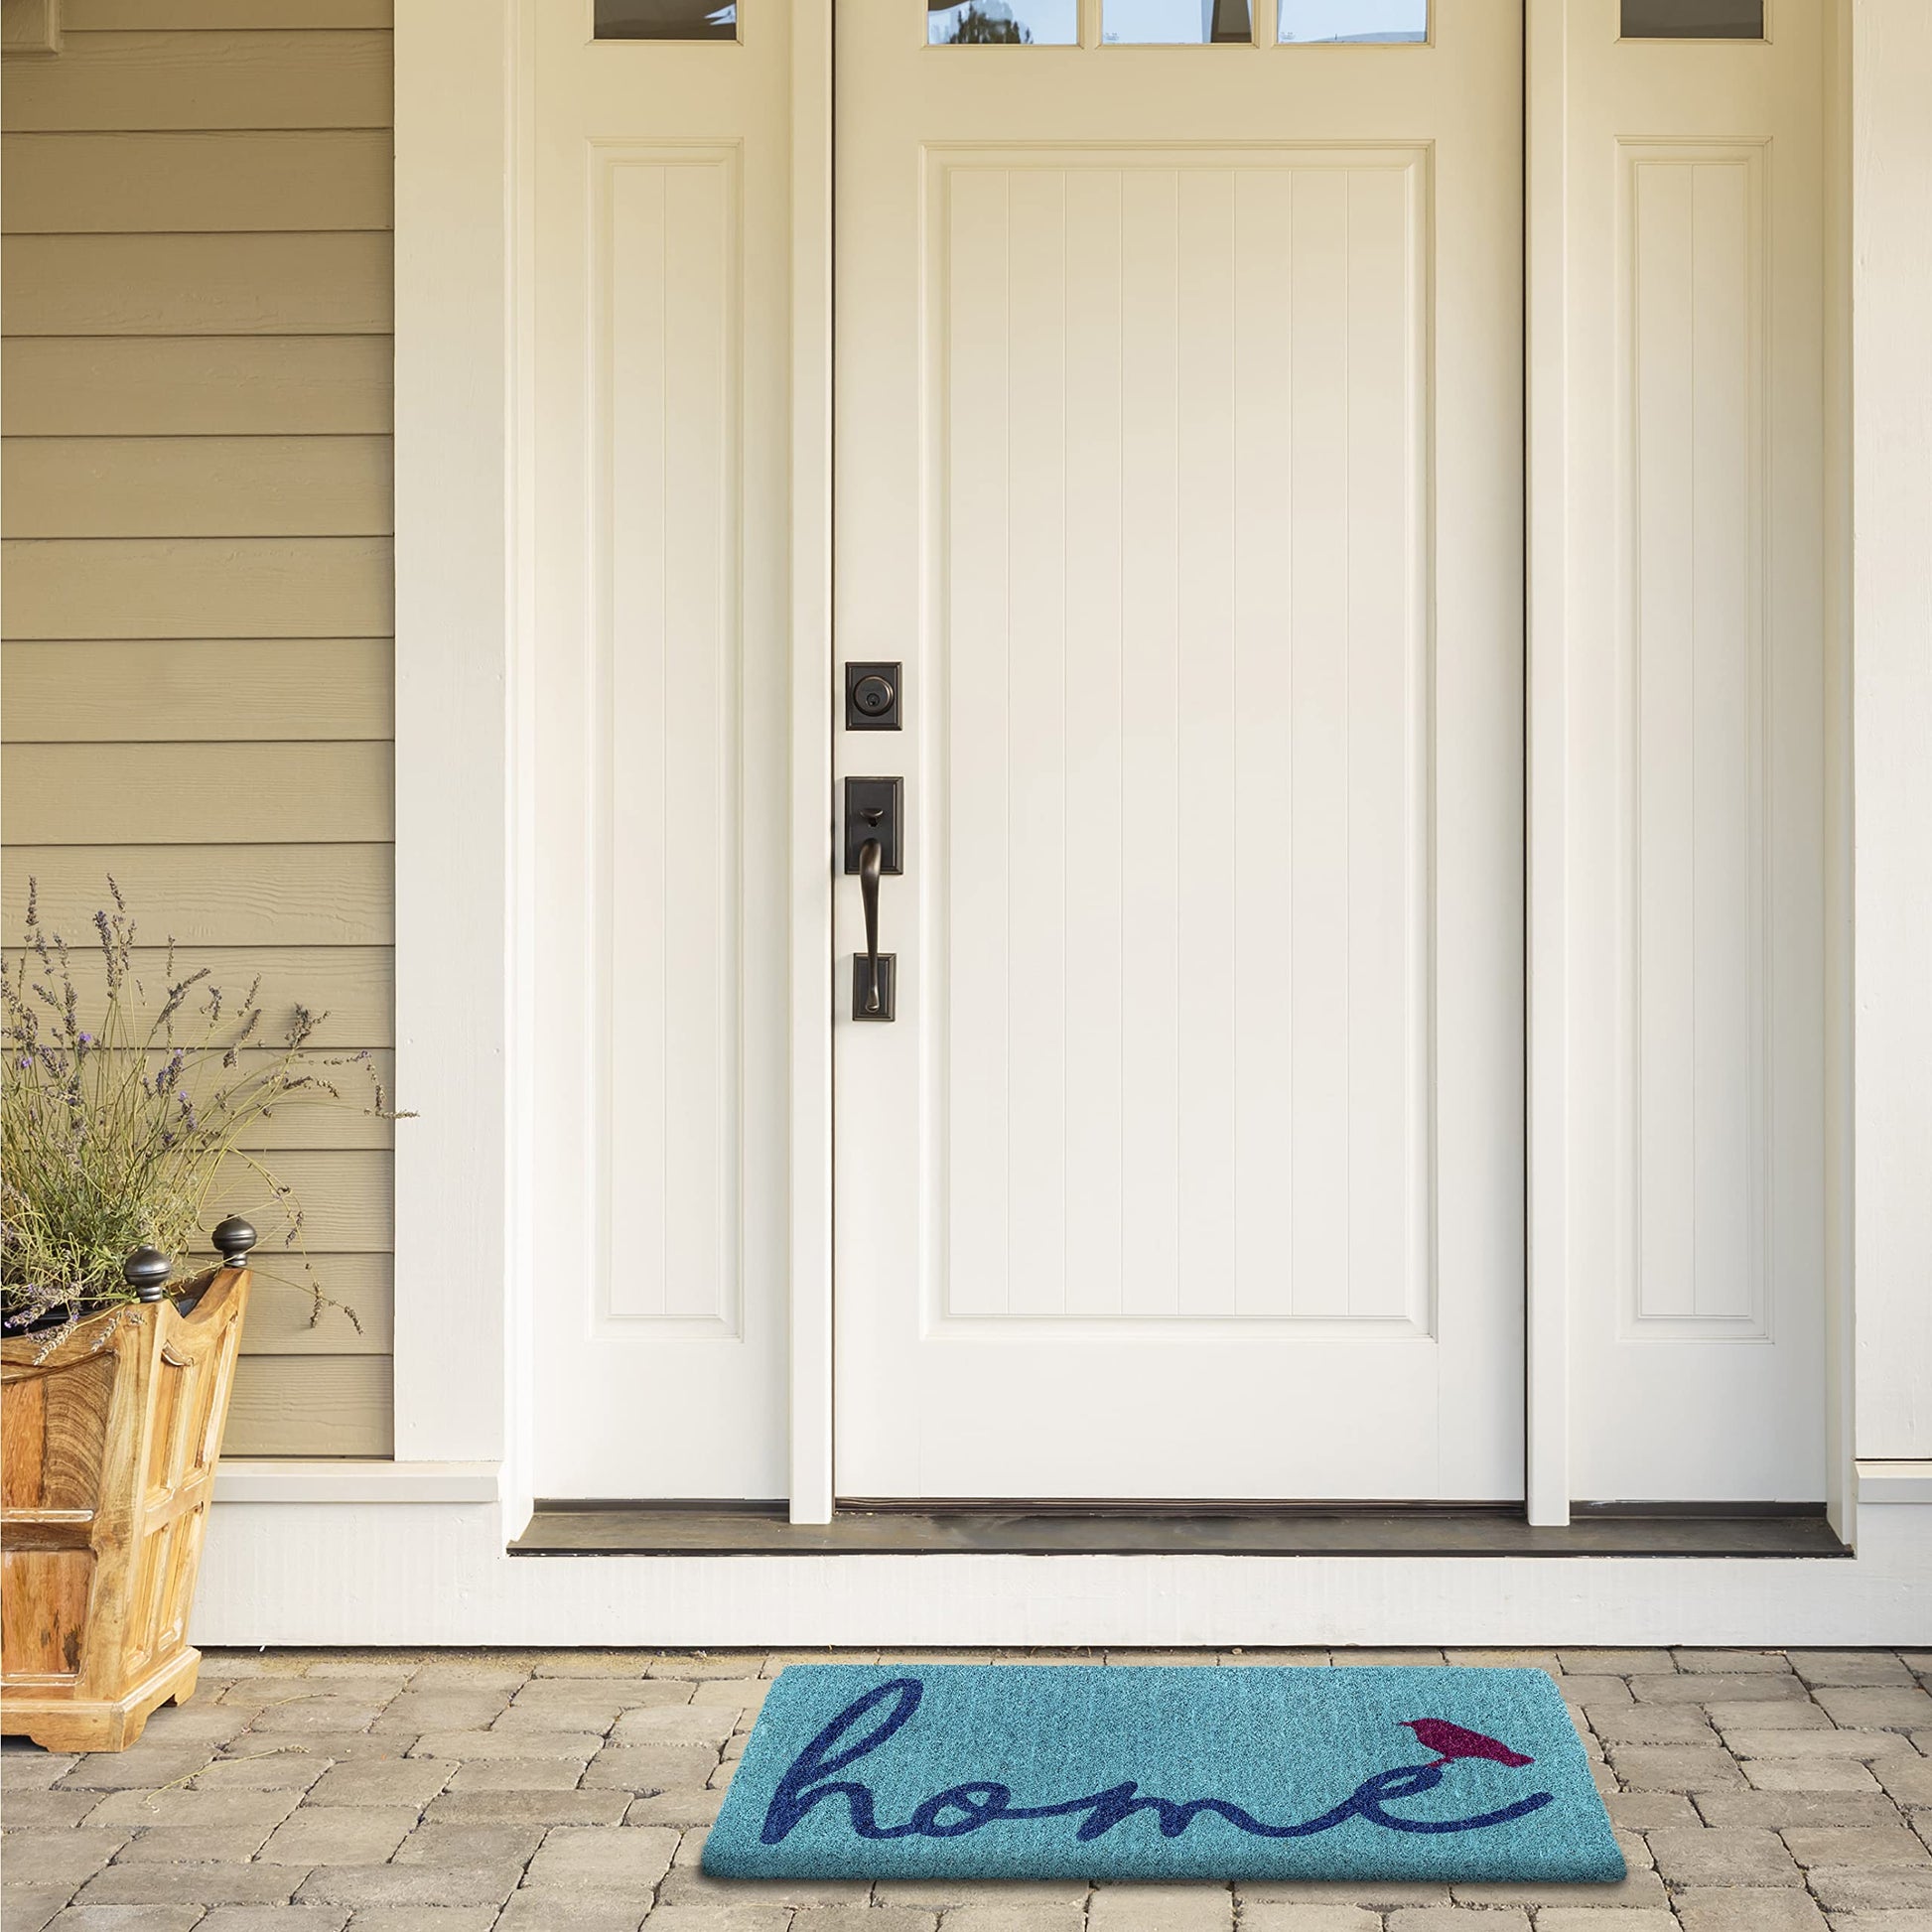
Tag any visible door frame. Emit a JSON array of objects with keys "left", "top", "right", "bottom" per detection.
[{"left": 381, "top": 0, "right": 1881, "bottom": 1541}]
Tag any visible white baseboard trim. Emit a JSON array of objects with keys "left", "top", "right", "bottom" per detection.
[
  {"left": 193, "top": 1495, "right": 1932, "bottom": 1647},
  {"left": 212, "top": 1461, "right": 503, "bottom": 1505},
  {"left": 1858, "top": 1459, "right": 1932, "bottom": 1504}
]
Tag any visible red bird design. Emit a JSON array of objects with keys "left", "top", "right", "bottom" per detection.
[{"left": 1401, "top": 1719, "right": 1535, "bottom": 1768}]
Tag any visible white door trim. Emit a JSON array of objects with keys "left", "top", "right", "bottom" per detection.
[
  {"left": 388, "top": 0, "right": 1880, "bottom": 1538},
  {"left": 1850, "top": 0, "right": 1932, "bottom": 1466},
  {"left": 392, "top": 0, "right": 524, "bottom": 1510},
  {"left": 788, "top": 0, "right": 837, "bottom": 1527},
  {"left": 1523, "top": 0, "right": 1572, "bottom": 1529}
]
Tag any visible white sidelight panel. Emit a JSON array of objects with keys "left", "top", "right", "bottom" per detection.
[
  {"left": 529, "top": 2, "right": 793, "bottom": 1497},
  {"left": 1554, "top": 0, "right": 1828, "bottom": 1502}
]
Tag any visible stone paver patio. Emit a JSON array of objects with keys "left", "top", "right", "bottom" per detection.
[{"left": 5, "top": 1647, "right": 1932, "bottom": 1930}]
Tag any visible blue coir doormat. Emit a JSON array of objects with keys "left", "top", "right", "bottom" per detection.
[{"left": 703, "top": 1665, "right": 1624, "bottom": 1883}]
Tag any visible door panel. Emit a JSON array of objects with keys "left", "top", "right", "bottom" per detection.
[
  {"left": 834, "top": 4, "right": 1525, "bottom": 1501},
  {"left": 937, "top": 147, "right": 1429, "bottom": 1331},
  {"left": 1555, "top": 0, "right": 1828, "bottom": 1500},
  {"left": 529, "top": 2, "right": 793, "bottom": 1497}
]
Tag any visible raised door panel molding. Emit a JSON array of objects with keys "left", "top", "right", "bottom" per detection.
[
  {"left": 595, "top": 146, "right": 742, "bottom": 1334},
  {"left": 1622, "top": 142, "right": 1770, "bottom": 1340},
  {"left": 931, "top": 149, "right": 1430, "bottom": 1337}
]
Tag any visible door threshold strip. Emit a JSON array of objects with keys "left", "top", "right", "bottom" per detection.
[{"left": 509, "top": 1503, "right": 1846, "bottom": 1559}]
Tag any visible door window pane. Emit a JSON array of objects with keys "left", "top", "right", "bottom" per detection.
[
  {"left": 1278, "top": 0, "right": 1427, "bottom": 43},
  {"left": 1103, "top": 0, "right": 1253, "bottom": 43},
  {"left": 595, "top": 1, "right": 736, "bottom": 40},
  {"left": 928, "top": 1, "right": 1079, "bottom": 44},
  {"left": 1621, "top": 0, "right": 1763, "bottom": 37}
]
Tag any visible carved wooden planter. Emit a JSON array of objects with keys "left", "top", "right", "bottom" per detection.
[{"left": 0, "top": 1254, "right": 252, "bottom": 1752}]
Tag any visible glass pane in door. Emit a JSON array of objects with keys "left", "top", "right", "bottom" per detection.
[
  {"left": 1103, "top": 0, "right": 1254, "bottom": 42},
  {"left": 928, "top": 1, "right": 1080, "bottom": 44},
  {"left": 1278, "top": 1, "right": 1428, "bottom": 43},
  {"left": 595, "top": 1, "right": 737, "bottom": 40},
  {"left": 1620, "top": 0, "right": 1763, "bottom": 37}
]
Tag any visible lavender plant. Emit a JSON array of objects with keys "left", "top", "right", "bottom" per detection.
[{"left": 2, "top": 879, "right": 398, "bottom": 1341}]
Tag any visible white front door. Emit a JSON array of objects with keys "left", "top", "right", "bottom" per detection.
[{"left": 833, "top": 2, "right": 1526, "bottom": 1501}]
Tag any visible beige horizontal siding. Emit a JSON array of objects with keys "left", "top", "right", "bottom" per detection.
[
  {"left": 3, "top": 537, "right": 394, "bottom": 636},
  {"left": 1, "top": 31, "right": 392, "bottom": 131},
  {"left": 4, "top": 233, "right": 393, "bottom": 336},
  {"left": 4, "top": 846, "right": 393, "bottom": 944},
  {"left": 5, "top": 744, "right": 393, "bottom": 841},
  {"left": 210, "top": 1061, "right": 397, "bottom": 1153},
  {"left": 1, "top": 946, "right": 394, "bottom": 1044},
  {"left": 3, "top": 131, "right": 393, "bottom": 233},
  {"left": 240, "top": 1257, "right": 393, "bottom": 1356},
  {"left": 210, "top": 1149, "right": 392, "bottom": 1252},
  {"left": 3, "top": 20, "right": 395, "bottom": 1459},
  {"left": 118, "top": 1053, "right": 397, "bottom": 1151},
  {"left": 65, "top": 3, "right": 394, "bottom": 33},
  {"left": 227, "top": 1357, "right": 392, "bottom": 1457},
  {"left": 2, "top": 338, "right": 393, "bottom": 436},
  {"left": 2, "top": 639, "right": 394, "bottom": 736},
  {"left": 4, "top": 436, "right": 393, "bottom": 537}
]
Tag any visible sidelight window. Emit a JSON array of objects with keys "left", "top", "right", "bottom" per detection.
[{"left": 1621, "top": 0, "right": 1763, "bottom": 37}]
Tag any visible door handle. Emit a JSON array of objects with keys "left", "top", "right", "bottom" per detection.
[
  {"left": 859, "top": 835, "right": 885, "bottom": 1016},
  {"left": 844, "top": 776, "right": 900, "bottom": 1022}
]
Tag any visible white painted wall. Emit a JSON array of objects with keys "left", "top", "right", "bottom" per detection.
[{"left": 1851, "top": 0, "right": 1932, "bottom": 1461}]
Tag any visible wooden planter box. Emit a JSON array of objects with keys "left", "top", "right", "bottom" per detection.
[{"left": 0, "top": 1264, "right": 251, "bottom": 1752}]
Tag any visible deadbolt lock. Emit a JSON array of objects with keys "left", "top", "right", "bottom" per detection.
[{"left": 845, "top": 660, "right": 901, "bottom": 731}]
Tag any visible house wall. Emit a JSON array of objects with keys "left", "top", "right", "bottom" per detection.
[{"left": 1, "top": 2, "right": 396, "bottom": 1455}]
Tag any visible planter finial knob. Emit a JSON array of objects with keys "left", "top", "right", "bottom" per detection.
[
  {"left": 211, "top": 1217, "right": 258, "bottom": 1269},
  {"left": 122, "top": 1247, "right": 173, "bottom": 1304}
]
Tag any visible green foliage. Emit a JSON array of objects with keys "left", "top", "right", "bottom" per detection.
[
  {"left": 2, "top": 880, "right": 396, "bottom": 1340},
  {"left": 939, "top": 6, "right": 1034, "bottom": 44}
]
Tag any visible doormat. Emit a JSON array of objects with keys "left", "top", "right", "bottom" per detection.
[{"left": 703, "top": 1665, "right": 1624, "bottom": 1883}]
